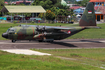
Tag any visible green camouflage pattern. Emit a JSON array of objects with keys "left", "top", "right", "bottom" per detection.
[
  {"left": 5, "top": 25, "right": 83, "bottom": 41},
  {"left": 79, "top": 2, "right": 96, "bottom": 26}
]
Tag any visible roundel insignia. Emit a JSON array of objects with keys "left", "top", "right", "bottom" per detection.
[{"left": 67, "top": 30, "right": 71, "bottom": 34}]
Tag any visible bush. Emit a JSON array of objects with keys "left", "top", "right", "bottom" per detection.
[
  {"left": 13, "top": 21, "right": 17, "bottom": 24},
  {"left": 31, "top": 21, "right": 35, "bottom": 24},
  {"left": 45, "top": 10, "right": 55, "bottom": 23}
]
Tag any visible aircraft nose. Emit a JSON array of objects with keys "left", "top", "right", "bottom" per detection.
[{"left": 2, "top": 33, "right": 8, "bottom": 38}]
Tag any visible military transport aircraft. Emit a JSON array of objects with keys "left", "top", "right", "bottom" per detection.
[{"left": 2, "top": 2, "right": 100, "bottom": 43}]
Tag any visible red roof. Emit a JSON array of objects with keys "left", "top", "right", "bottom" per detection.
[
  {"left": 16, "top": 1, "right": 31, "bottom": 3},
  {"left": 70, "top": 6, "right": 82, "bottom": 10},
  {"left": 94, "top": 6, "right": 98, "bottom": 10},
  {"left": 95, "top": 6, "right": 105, "bottom": 14},
  {"left": 5, "top": 1, "right": 8, "bottom": 4},
  {"left": 5, "top": 2, "right": 8, "bottom": 3},
  {"left": 90, "top": 0, "right": 105, "bottom": 2},
  {"left": 99, "top": 6, "right": 105, "bottom": 14},
  {"left": 16, "top": 1, "right": 31, "bottom": 5}
]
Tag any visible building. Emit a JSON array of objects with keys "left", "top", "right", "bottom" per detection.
[
  {"left": 90, "top": 0, "right": 105, "bottom": 6},
  {"left": 89, "top": 0, "right": 105, "bottom": 21},
  {"left": 67, "top": 4, "right": 79, "bottom": 7},
  {"left": 70, "top": 6, "right": 85, "bottom": 15},
  {"left": 0, "top": 6, "right": 46, "bottom": 23},
  {"left": 16, "top": 0, "right": 31, "bottom": 5},
  {"left": 4, "top": 2, "right": 8, "bottom": 5}
]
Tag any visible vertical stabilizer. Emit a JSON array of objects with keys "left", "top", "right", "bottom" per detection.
[{"left": 79, "top": 2, "right": 96, "bottom": 26}]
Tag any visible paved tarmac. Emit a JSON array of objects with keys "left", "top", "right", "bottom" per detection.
[{"left": 0, "top": 39, "right": 105, "bottom": 49}]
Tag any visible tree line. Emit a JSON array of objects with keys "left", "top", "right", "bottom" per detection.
[
  {"left": 32, "top": 0, "right": 73, "bottom": 22},
  {"left": 1, "top": 0, "right": 89, "bottom": 22},
  {"left": 75, "top": 0, "right": 90, "bottom": 7},
  {"left": 5, "top": 0, "right": 32, "bottom": 2},
  {"left": 32, "top": 0, "right": 89, "bottom": 21},
  {"left": 0, "top": 0, "right": 4, "bottom": 16}
]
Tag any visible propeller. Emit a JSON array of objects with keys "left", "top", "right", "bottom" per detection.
[
  {"left": 36, "top": 25, "right": 39, "bottom": 31},
  {"left": 35, "top": 25, "right": 47, "bottom": 35},
  {"left": 36, "top": 25, "right": 46, "bottom": 32},
  {"left": 34, "top": 25, "right": 46, "bottom": 40},
  {"left": 42, "top": 26, "right": 46, "bottom": 33}
]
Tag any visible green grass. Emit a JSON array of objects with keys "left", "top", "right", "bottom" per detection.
[
  {"left": 32, "top": 48, "right": 105, "bottom": 70},
  {"left": 68, "top": 23, "right": 105, "bottom": 39},
  {"left": 0, "top": 49, "right": 104, "bottom": 70},
  {"left": 32, "top": 48, "right": 105, "bottom": 61},
  {"left": 0, "top": 23, "right": 105, "bottom": 69},
  {"left": 0, "top": 23, "right": 105, "bottom": 40}
]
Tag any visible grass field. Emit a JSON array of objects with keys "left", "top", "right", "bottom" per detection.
[
  {"left": 32, "top": 48, "right": 105, "bottom": 70},
  {"left": 0, "top": 23, "right": 105, "bottom": 40},
  {"left": 0, "top": 23, "right": 105, "bottom": 70},
  {"left": 69, "top": 23, "right": 105, "bottom": 39},
  {"left": 0, "top": 49, "right": 105, "bottom": 70}
]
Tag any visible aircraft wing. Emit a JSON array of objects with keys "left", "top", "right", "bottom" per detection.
[
  {"left": 20, "top": 24, "right": 75, "bottom": 31},
  {"left": 43, "top": 26, "right": 71, "bottom": 30}
]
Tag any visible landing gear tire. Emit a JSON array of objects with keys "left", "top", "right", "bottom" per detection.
[
  {"left": 47, "top": 40, "right": 54, "bottom": 42},
  {"left": 38, "top": 40, "right": 43, "bottom": 42},
  {"left": 12, "top": 40, "right": 16, "bottom": 43},
  {"left": 51, "top": 40, "right": 54, "bottom": 42}
]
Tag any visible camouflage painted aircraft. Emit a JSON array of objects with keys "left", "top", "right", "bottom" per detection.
[{"left": 2, "top": 2, "right": 100, "bottom": 43}]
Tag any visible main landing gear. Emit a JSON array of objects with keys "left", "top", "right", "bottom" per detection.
[
  {"left": 12, "top": 40, "right": 16, "bottom": 43},
  {"left": 38, "top": 40, "right": 43, "bottom": 42},
  {"left": 11, "top": 40, "right": 53, "bottom": 43},
  {"left": 38, "top": 40, "right": 54, "bottom": 42}
]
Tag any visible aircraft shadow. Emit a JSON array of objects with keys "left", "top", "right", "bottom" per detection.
[
  {"left": 49, "top": 41, "right": 77, "bottom": 47},
  {"left": 55, "top": 40, "right": 102, "bottom": 43},
  {"left": 80, "top": 40, "right": 102, "bottom": 43}
]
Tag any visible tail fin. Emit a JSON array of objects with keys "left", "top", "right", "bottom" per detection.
[{"left": 79, "top": 2, "right": 96, "bottom": 26}]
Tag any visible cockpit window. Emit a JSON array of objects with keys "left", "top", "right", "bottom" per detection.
[
  {"left": 6, "top": 28, "right": 15, "bottom": 32},
  {"left": 10, "top": 28, "right": 15, "bottom": 31},
  {"left": 10, "top": 29, "right": 14, "bottom": 31}
]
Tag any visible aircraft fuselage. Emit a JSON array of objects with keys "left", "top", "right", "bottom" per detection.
[{"left": 2, "top": 25, "right": 83, "bottom": 42}]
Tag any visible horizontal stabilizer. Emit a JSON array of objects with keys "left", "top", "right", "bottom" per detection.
[{"left": 83, "top": 26, "right": 101, "bottom": 29}]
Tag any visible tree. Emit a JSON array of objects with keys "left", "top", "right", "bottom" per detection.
[
  {"left": 45, "top": 10, "right": 55, "bottom": 23},
  {"left": 65, "top": 0, "right": 76, "bottom": 4},
  {"left": 68, "top": 9, "right": 75, "bottom": 21},
  {"left": 32, "top": 0, "right": 40, "bottom": 5},
  {"left": 32, "top": 0, "right": 53, "bottom": 9},
  {"left": 19, "top": 3, "right": 25, "bottom": 5},
  {"left": 54, "top": 2, "right": 69, "bottom": 10},
  {"left": 38, "top": 13, "right": 45, "bottom": 19},
  {"left": 57, "top": 9, "right": 67, "bottom": 16},
  {"left": 32, "top": 0, "right": 67, "bottom": 9},
  {"left": 0, "top": 0, "right": 4, "bottom": 16},
  {"left": 43, "top": 0, "right": 53, "bottom": 9},
  {"left": 68, "top": 9, "right": 74, "bottom": 16},
  {"left": 75, "top": 0, "right": 90, "bottom": 7},
  {"left": 50, "top": 7, "right": 58, "bottom": 16},
  {"left": 32, "top": 0, "right": 71, "bottom": 22}
]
